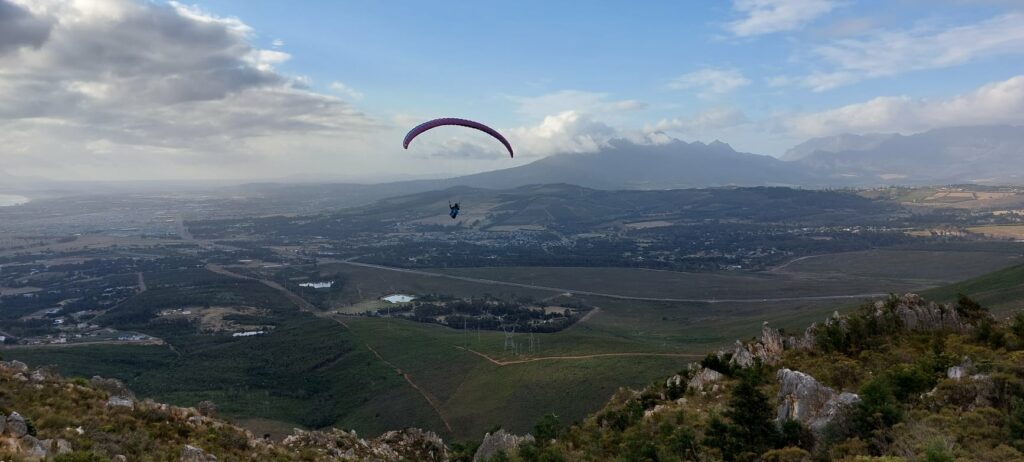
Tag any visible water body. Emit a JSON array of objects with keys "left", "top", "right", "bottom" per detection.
[{"left": 0, "top": 195, "right": 28, "bottom": 207}]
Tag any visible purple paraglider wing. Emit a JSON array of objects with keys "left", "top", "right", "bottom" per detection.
[{"left": 403, "top": 118, "right": 514, "bottom": 158}]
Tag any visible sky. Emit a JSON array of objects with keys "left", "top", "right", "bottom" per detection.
[{"left": 1, "top": 0, "right": 1023, "bottom": 182}]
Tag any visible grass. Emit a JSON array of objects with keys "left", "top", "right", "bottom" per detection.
[
  {"left": 967, "top": 225, "right": 1024, "bottom": 240},
  {"left": 924, "top": 264, "right": 1024, "bottom": 314}
]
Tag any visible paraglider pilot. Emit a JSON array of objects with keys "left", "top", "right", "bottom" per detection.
[{"left": 449, "top": 202, "right": 460, "bottom": 219}]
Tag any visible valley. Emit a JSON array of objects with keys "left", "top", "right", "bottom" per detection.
[{"left": 2, "top": 185, "right": 1023, "bottom": 442}]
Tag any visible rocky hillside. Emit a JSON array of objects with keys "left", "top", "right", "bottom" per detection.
[
  {"left": 4, "top": 293, "right": 1024, "bottom": 461},
  {"left": 485, "top": 294, "right": 1024, "bottom": 461},
  {"left": 0, "top": 361, "right": 449, "bottom": 461}
]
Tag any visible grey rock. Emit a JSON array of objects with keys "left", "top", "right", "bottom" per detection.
[
  {"left": 0, "top": 360, "right": 28, "bottom": 373},
  {"left": 181, "top": 444, "right": 218, "bottom": 462},
  {"left": 666, "top": 374, "right": 684, "bottom": 389},
  {"left": 687, "top": 367, "right": 725, "bottom": 392},
  {"left": 890, "top": 294, "right": 965, "bottom": 332},
  {"left": 56, "top": 438, "right": 72, "bottom": 454},
  {"left": 777, "top": 368, "right": 860, "bottom": 434},
  {"left": 729, "top": 340, "right": 755, "bottom": 368},
  {"left": 760, "top": 322, "right": 785, "bottom": 363},
  {"left": 474, "top": 429, "right": 535, "bottom": 462},
  {"left": 106, "top": 396, "right": 135, "bottom": 410},
  {"left": 91, "top": 376, "right": 135, "bottom": 400},
  {"left": 22, "top": 435, "right": 47, "bottom": 459},
  {"left": 6, "top": 411, "right": 28, "bottom": 438},
  {"left": 113, "top": 456, "right": 127, "bottom": 462},
  {"left": 947, "top": 357, "right": 975, "bottom": 381}
]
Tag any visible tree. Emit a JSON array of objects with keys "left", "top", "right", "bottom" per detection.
[
  {"left": 533, "top": 413, "right": 561, "bottom": 443},
  {"left": 955, "top": 294, "right": 988, "bottom": 323},
  {"left": 851, "top": 378, "right": 902, "bottom": 450},
  {"left": 704, "top": 370, "right": 780, "bottom": 460}
]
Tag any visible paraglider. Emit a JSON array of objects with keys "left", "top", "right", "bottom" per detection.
[
  {"left": 403, "top": 118, "right": 514, "bottom": 219},
  {"left": 403, "top": 118, "right": 514, "bottom": 158}
]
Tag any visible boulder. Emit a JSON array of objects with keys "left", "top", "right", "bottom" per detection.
[
  {"left": 181, "top": 444, "right": 218, "bottom": 462},
  {"left": 947, "top": 357, "right": 975, "bottom": 381},
  {"left": 729, "top": 340, "right": 755, "bottom": 368},
  {"left": 0, "top": 360, "right": 28, "bottom": 373},
  {"left": 473, "top": 429, "right": 535, "bottom": 462},
  {"left": 106, "top": 396, "right": 134, "bottom": 410},
  {"left": 113, "top": 455, "right": 127, "bottom": 462},
  {"left": 666, "top": 374, "right": 684, "bottom": 389},
  {"left": 22, "top": 435, "right": 47, "bottom": 460},
  {"left": 91, "top": 376, "right": 135, "bottom": 400},
  {"left": 6, "top": 412, "right": 28, "bottom": 438},
  {"left": 687, "top": 367, "right": 725, "bottom": 392},
  {"left": 776, "top": 369, "right": 860, "bottom": 434},
  {"left": 55, "top": 439, "right": 72, "bottom": 455}
]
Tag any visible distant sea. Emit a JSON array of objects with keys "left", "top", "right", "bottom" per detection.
[{"left": 0, "top": 194, "right": 28, "bottom": 207}]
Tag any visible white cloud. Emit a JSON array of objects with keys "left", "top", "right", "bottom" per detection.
[
  {"left": 646, "top": 108, "right": 750, "bottom": 133},
  {"left": 802, "top": 12, "right": 1024, "bottom": 90},
  {"left": 271, "top": 38, "right": 284, "bottom": 48},
  {"left": 0, "top": 0, "right": 382, "bottom": 180},
  {"left": 727, "top": 0, "right": 841, "bottom": 37},
  {"left": 511, "top": 90, "right": 646, "bottom": 119},
  {"left": 330, "top": 81, "right": 364, "bottom": 100},
  {"left": 786, "top": 75, "right": 1024, "bottom": 137},
  {"left": 507, "top": 111, "right": 617, "bottom": 157},
  {"left": 668, "top": 69, "right": 750, "bottom": 97}
]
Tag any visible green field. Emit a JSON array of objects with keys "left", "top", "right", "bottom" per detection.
[
  {"left": 6, "top": 245, "right": 1024, "bottom": 442},
  {"left": 924, "top": 264, "right": 1024, "bottom": 314}
]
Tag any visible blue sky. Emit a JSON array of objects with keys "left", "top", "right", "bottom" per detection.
[
  {"left": 1, "top": 0, "right": 1023, "bottom": 180},
  {"left": 195, "top": 0, "right": 1023, "bottom": 131}
]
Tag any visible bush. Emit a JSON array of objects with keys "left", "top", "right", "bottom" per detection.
[
  {"left": 761, "top": 447, "right": 811, "bottom": 462},
  {"left": 533, "top": 413, "right": 561, "bottom": 443}
]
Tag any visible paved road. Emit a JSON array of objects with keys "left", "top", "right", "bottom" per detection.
[
  {"left": 338, "top": 260, "right": 889, "bottom": 304},
  {"left": 456, "top": 347, "right": 703, "bottom": 366}
]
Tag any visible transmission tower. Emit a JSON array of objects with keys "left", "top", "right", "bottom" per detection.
[{"left": 501, "top": 322, "right": 517, "bottom": 354}]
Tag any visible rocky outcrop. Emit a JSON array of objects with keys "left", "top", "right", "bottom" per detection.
[
  {"left": 106, "top": 396, "right": 135, "bottom": 410},
  {"left": 776, "top": 369, "right": 859, "bottom": 434},
  {"left": 881, "top": 294, "right": 966, "bottom": 332},
  {"left": 730, "top": 322, "right": 786, "bottom": 368},
  {"left": 687, "top": 367, "right": 724, "bottom": 393},
  {"left": 0, "top": 361, "right": 28, "bottom": 374},
  {"left": 91, "top": 376, "right": 135, "bottom": 400},
  {"left": 729, "top": 340, "right": 756, "bottom": 368},
  {"left": 6, "top": 412, "right": 28, "bottom": 438},
  {"left": 473, "top": 429, "right": 535, "bottom": 462},
  {"left": 181, "top": 444, "right": 218, "bottom": 461},
  {"left": 283, "top": 427, "right": 449, "bottom": 461},
  {"left": 0, "top": 411, "right": 73, "bottom": 460}
]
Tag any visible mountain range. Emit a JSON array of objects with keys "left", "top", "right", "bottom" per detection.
[
  {"left": 232, "top": 124, "right": 1023, "bottom": 208},
  {"left": 4, "top": 125, "right": 1022, "bottom": 204}
]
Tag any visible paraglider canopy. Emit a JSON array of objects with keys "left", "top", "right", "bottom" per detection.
[{"left": 403, "top": 118, "right": 514, "bottom": 158}]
